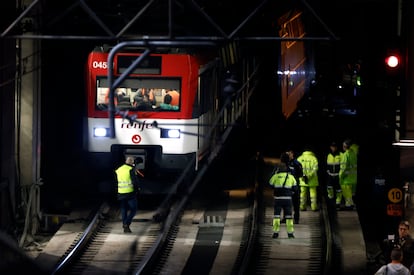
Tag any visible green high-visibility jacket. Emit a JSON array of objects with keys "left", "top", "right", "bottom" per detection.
[
  {"left": 339, "top": 148, "right": 357, "bottom": 185},
  {"left": 297, "top": 151, "right": 319, "bottom": 187}
]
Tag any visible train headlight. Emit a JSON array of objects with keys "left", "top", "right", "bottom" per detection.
[
  {"left": 161, "top": 128, "right": 180, "bottom": 138},
  {"left": 94, "top": 127, "right": 110, "bottom": 137}
]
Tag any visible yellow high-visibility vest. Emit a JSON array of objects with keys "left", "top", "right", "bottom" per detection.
[{"left": 116, "top": 164, "right": 134, "bottom": 194}]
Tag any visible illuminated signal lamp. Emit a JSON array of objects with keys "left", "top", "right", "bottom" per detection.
[{"left": 385, "top": 54, "right": 400, "bottom": 69}]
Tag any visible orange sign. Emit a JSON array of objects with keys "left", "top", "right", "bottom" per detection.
[
  {"left": 388, "top": 188, "right": 403, "bottom": 203},
  {"left": 387, "top": 203, "right": 403, "bottom": 216}
]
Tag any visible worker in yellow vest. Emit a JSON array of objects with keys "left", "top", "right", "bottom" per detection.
[
  {"left": 115, "top": 156, "right": 141, "bottom": 233},
  {"left": 339, "top": 139, "right": 357, "bottom": 210},
  {"left": 269, "top": 153, "right": 298, "bottom": 239},
  {"left": 297, "top": 149, "right": 319, "bottom": 211},
  {"left": 326, "top": 141, "right": 342, "bottom": 209}
]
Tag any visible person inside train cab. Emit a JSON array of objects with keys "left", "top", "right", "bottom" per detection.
[
  {"left": 102, "top": 87, "right": 122, "bottom": 107},
  {"left": 165, "top": 89, "right": 180, "bottom": 106},
  {"left": 115, "top": 88, "right": 132, "bottom": 109},
  {"left": 160, "top": 93, "right": 179, "bottom": 110},
  {"left": 382, "top": 220, "right": 414, "bottom": 269},
  {"left": 133, "top": 88, "right": 156, "bottom": 110},
  {"left": 115, "top": 156, "right": 140, "bottom": 233},
  {"left": 268, "top": 153, "right": 298, "bottom": 239}
]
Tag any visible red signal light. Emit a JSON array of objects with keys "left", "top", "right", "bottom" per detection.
[{"left": 385, "top": 54, "right": 400, "bottom": 69}]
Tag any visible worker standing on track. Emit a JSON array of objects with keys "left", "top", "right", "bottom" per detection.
[
  {"left": 339, "top": 139, "right": 357, "bottom": 210},
  {"left": 297, "top": 148, "right": 319, "bottom": 211},
  {"left": 326, "top": 141, "right": 342, "bottom": 209},
  {"left": 269, "top": 153, "right": 298, "bottom": 239},
  {"left": 286, "top": 148, "right": 303, "bottom": 224},
  {"left": 115, "top": 156, "right": 140, "bottom": 233}
]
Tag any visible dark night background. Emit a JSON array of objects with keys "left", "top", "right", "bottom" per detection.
[
  {"left": 0, "top": 2, "right": 409, "bottom": 270},
  {"left": 34, "top": 0, "right": 404, "bottom": 221}
]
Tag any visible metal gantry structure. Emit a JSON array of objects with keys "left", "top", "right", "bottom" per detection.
[{"left": 2, "top": 0, "right": 336, "bottom": 42}]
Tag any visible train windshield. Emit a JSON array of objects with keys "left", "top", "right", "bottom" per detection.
[{"left": 96, "top": 77, "right": 181, "bottom": 111}]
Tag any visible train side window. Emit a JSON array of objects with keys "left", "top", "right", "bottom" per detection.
[{"left": 199, "top": 70, "right": 217, "bottom": 114}]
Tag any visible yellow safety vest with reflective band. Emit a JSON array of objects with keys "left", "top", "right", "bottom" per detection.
[
  {"left": 269, "top": 171, "right": 297, "bottom": 198},
  {"left": 327, "top": 153, "right": 341, "bottom": 176},
  {"left": 116, "top": 164, "right": 134, "bottom": 194}
]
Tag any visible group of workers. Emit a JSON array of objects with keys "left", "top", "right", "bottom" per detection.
[
  {"left": 268, "top": 138, "right": 359, "bottom": 239},
  {"left": 114, "top": 137, "right": 358, "bottom": 239},
  {"left": 113, "top": 135, "right": 414, "bottom": 275}
]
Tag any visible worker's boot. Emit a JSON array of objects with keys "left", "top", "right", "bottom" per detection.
[{"left": 123, "top": 224, "right": 132, "bottom": 233}]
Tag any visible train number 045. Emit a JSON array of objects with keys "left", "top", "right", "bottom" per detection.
[{"left": 92, "top": 61, "right": 108, "bottom": 69}]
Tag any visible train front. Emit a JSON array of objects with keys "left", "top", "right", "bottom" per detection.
[{"left": 84, "top": 49, "right": 214, "bottom": 195}]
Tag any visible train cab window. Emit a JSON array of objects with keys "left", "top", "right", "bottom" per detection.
[{"left": 95, "top": 77, "right": 181, "bottom": 112}]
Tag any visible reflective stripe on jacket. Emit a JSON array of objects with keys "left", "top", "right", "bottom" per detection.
[
  {"left": 269, "top": 171, "right": 297, "bottom": 198},
  {"left": 327, "top": 152, "right": 341, "bottom": 176}
]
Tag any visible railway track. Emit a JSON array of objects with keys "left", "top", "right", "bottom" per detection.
[
  {"left": 32, "top": 154, "right": 335, "bottom": 275},
  {"left": 247, "top": 184, "right": 331, "bottom": 275},
  {"left": 55, "top": 207, "right": 161, "bottom": 274}
]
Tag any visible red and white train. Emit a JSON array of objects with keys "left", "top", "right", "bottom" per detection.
[{"left": 84, "top": 45, "right": 253, "bottom": 194}]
